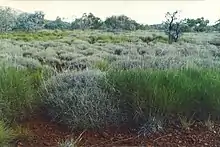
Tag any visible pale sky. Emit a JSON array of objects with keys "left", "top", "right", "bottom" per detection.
[{"left": 0, "top": 0, "right": 219, "bottom": 25}]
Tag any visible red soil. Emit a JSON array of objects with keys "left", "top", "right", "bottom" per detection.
[{"left": 14, "top": 114, "right": 220, "bottom": 147}]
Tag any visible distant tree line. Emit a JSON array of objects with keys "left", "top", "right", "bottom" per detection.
[{"left": 0, "top": 7, "right": 218, "bottom": 34}]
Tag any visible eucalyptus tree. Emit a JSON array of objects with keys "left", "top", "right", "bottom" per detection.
[{"left": 0, "top": 7, "right": 17, "bottom": 32}]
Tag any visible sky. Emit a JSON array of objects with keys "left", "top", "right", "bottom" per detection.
[{"left": 0, "top": 0, "right": 219, "bottom": 25}]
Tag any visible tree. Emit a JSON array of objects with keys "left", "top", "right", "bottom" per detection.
[
  {"left": 164, "top": 11, "right": 184, "bottom": 44},
  {"left": 14, "top": 11, "right": 45, "bottom": 32},
  {"left": 44, "top": 16, "right": 71, "bottom": 30},
  {"left": 71, "top": 13, "right": 103, "bottom": 30},
  {"left": 103, "top": 15, "right": 139, "bottom": 31},
  {"left": 86, "top": 13, "right": 103, "bottom": 29},
  {"left": 213, "top": 19, "right": 220, "bottom": 32},
  {"left": 0, "top": 7, "right": 17, "bottom": 32},
  {"left": 183, "top": 17, "right": 209, "bottom": 32}
]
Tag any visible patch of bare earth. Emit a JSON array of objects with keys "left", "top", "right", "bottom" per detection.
[{"left": 14, "top": 114, "right": 220, "bottom": 147}]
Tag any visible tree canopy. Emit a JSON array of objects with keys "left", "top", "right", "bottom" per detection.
[{"left": 0, "top": 7, "right": 217, "bottom": 33}]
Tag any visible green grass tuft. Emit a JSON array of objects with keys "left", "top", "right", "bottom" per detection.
[
  {"left": 105, "top": 68, "right": 220, "bottom": 123},
  {"left": 0, "top": 121, "right": 15, "bottom": 147},
  {"left": 0, "top": 66, "right": 43, "bottom": 123}
]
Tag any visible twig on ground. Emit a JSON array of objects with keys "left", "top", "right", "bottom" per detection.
[
  {"left": 153, "top": 133, "right": 171, "bottom": 143},
  {"left": 91, "top": 135, "right": 139, "bottom": 147}
]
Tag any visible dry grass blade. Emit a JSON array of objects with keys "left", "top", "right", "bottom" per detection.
[
  {"left": 204, "top": 115, "right": 215, "bottom": 132},
  {"left": 179, "top": 114, "right": 195, "bottom": 130}
]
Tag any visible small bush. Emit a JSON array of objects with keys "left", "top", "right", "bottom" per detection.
[
  {"left": 41, "top": 70, "right": 120, "bottom": 130},
  {"left": 209, "top": 38, "right": 220, "bottom": 46},
  {"left": 7, "top": 56, "right": 42, "bottom": 70}
]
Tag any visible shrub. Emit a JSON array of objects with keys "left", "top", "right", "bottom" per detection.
[
  {"left": 41, "top": 70, "right": 120, "bottom": 130},
  {"left": 0, "top": 66, "right": 43, "bottom": 123},
  {"left": 58, "top": 53, "right": 83, "bottom": 61},
  {"left": 5, "top": 56, "right": 42, "bottom": 70},
  {"left": 105, "top": 68, "right": 220, "bottom": 123},
  {"left": 208, "top": 38, "right": 220, "bottom": 46},
  {"left": 139, "top": 35, "right": 168, "bottom": 44},
  {"left": 148, "top": 56, "right": 187, "bottom": 69},
  {"left": 110, "top": 59, "right": 148, "bottom": 70}
]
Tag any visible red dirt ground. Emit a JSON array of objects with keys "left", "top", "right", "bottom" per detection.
[{"left": 14, "top": 114, "right": 220, "bottom": 147}]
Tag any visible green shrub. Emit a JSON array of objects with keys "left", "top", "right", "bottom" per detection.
[
  {"left": 0, "top": 31, "right": 69, "bottom": 41},
  {"left": 105, "top": 68, "right": 220, "bottom": 122},
  {"left": 41, "top": 70, "right": 120, "bottom": 130},
  {"left": 96, "top": 35, "right": 131, "bottom": 43},
  {"left": 0, "top": 66, "right": 43, "bottom": 123}
]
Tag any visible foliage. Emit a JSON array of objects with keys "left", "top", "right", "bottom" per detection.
[
  {"left": 87, "top": 34, "right": 132, "bottom": 44},
  {"left": 41, "top": 70, "right": 120, "bottom": 130},
  {"left": 105, "top": 68, "right": 220, "bottom": 123},
  {"left": 58, "top": 132, "right": 84, "bottom": 147},
  {"left": 12, "top": 125, "right": 33, "bottom": 142},
  {"left": 0, "top": 31, "right": 69, "bottom": 41},
  {"left": 0, "top": 66, "right": 43, "bottom": 123},
  {"left": 0, "top": 7, "right": 17, "bottom": 32},
  {"left": 71, "top": 13, "right": 103, "bottom": 30},
  {"left": 138, "top": 115, "right": 164, "bottom": 137},
  {"left": 14, "top": 11, "right": 45, "bottom": 32},
  {"left": 45, "top": 17, "right": 71, "bottom": 30},
  {"left": 183, "top": 17, "right": 210, "bottom": 32},
  {"left": 58, "top": 138, "right": 78, "bottom": 147},
  {"left": 139, "top": 34, "right": 168, "bottom": 44},
  {"left": 0, "top": 121, "right": 14, "bottom": 147},
  {"left": 0, "top": 6, "right": 217, "bottom": 33},
  {"left": 93, "top": 60, "right": 111, "bottom": 71},
  {"left": 104, "top": 15, "right": 140, "bottom": 31}
]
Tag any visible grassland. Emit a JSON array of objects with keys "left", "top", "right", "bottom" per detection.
[{"left": 1, "top": 29, "right": 220, "bottom": 146}]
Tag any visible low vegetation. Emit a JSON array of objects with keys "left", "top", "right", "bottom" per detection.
[{"left": 0, "top": 6, "right": 220, "bottom": 146}]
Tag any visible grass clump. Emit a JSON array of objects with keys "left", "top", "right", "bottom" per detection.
[
  {"left": 139, "top": 34, "right": 168, "bottom": 44},
  {"left": 0, "top": 66, "right": 43, "bottom": 123},
  {"left": 0, "top": 121, "right": 15, "bottom": 147},
  {"left": 105, "top": 68, "right": 220, "bottom": 123},
  {"left": 58, "top": 132, "right": 84, "bottom": 147},
  {"left": 58, "top": 138, "right": 80, "bottom": 147},
  {"left": 41, "top": 70, "right": 120, "bottom": 130},
  {"left": 12, "top": 125, "right": 33, "bottom": 142},
  {"left": 93, "top": 60, "right": 111, "bottom": 71}
]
